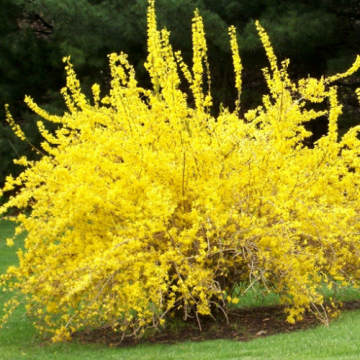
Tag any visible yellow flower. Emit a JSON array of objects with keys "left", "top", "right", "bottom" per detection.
[{"left": 1, "top": 0, "right": 360, "bottom": 342}]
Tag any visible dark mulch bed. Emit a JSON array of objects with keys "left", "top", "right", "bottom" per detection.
[{"left": 72, "top": 300, "right": 360, "bottom": 348}]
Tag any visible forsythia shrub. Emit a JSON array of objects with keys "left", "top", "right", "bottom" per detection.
[{"left": 2, "top": 0, "right": 360, "bottom": 342}]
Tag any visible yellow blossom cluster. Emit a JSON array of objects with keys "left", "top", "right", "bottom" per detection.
[{"left": 2, "top": 0, "right": 360, "bottom": 341}]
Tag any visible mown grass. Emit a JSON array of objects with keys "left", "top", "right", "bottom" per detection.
[{"left": 1, "top": 218, "right": 360, "bottom": 360}]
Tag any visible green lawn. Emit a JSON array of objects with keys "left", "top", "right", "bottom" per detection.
[{"left": 1, "top": 218, "right": 360, "bottom": 360}]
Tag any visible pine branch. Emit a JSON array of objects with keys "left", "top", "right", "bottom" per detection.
[{"left": 33, "top": 14, "right": 53, "bottom": 31}]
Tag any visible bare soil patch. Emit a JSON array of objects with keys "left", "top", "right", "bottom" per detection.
[{"left": 73, "top": 300, "right": 360, "bottom": 348}]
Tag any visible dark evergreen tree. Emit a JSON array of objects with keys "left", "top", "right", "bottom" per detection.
[
  {"left": 202, "top": 0, "right": 360, "bottom": 138},
  {"left": 1, "top": 0, "right": 360, "bottom": 183},
  {"left": 0, "top": 0, "right": 63, "bottom": 185}
]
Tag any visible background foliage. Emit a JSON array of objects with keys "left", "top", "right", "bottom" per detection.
[{"left": 1, "top": 0, "right": 360, "bottom": 182}]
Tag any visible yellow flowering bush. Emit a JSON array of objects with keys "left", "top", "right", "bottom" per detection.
[{"left": 2, "top": 0, "right": 360, "bottom": 341}]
